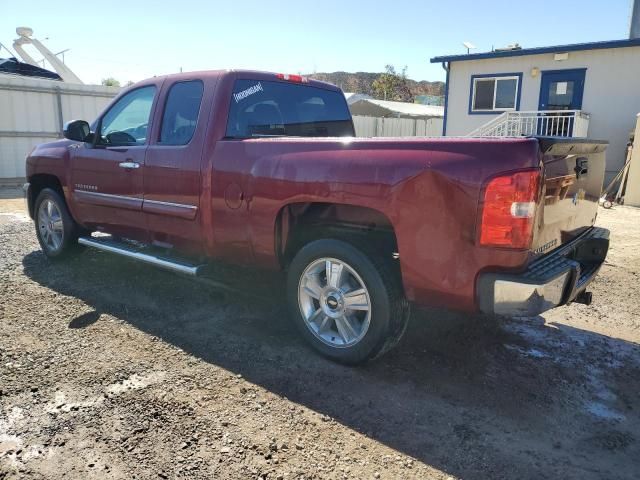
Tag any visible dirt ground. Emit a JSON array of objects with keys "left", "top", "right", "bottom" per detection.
[{"left": 1, "top": 187, "right": 639, "bottom": 480}]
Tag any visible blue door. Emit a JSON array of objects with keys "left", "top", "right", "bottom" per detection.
[{"left": 538, "top": 69, "right": 586, "bottom": 136}]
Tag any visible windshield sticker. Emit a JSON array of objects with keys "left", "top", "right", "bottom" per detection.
[{"left": 234, "top": 82, "right": 264, "bottom": 103}]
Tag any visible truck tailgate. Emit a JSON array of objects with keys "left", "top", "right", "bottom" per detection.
[{"left": 532, "top": 138, "right": 608, "bottom": 256}]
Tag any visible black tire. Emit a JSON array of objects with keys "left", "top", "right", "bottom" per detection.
[
  {"left": 34, "top": 188, "right": 83, "bottom": 259},
  {"left": 287, "top": 239, "right": 409, "bottom": 365}
]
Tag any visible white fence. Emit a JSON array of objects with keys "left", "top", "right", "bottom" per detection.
[
  {"left": 352, "top": 115, "right": 443, "bottom": 137},
  {"left": 468, "top": 110, "right": 590, "bottom": 138},
  {"left": 0, "top": 74, "right": 119, "bottom": 182}
]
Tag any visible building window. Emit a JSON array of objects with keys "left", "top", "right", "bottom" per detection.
[{"left": 470, "top": 74, "right": 521, "bottom": 113}]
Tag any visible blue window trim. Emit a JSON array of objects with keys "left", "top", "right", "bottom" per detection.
[
  {"left": 442, "top": 64, "right": 449, "bottom": 135},
  {"left": 540, "top": 67, "right": 587, "bottom": 74},
  {"left": 537, "top": 68, "right": 587, "bottom": 111},
  {"left": 468, "top": 72, "right": 523, "bottom": 115}
]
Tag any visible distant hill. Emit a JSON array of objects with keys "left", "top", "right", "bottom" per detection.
[{"left": 307, "top": 71, "right": 445, "bottom": 100}]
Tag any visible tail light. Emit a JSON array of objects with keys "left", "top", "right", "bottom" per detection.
[
  {"left": 479, "top": 169, "right": 540, "bottom": 249},
  {"left": 276, "top": 73, "right": 308, "bottom": 83}
]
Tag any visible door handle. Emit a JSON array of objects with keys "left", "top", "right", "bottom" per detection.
[{"left": 118, "top": 161, "right": 140, "bottom": 170}]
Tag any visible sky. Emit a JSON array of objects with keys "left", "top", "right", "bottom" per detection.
[{"left": 0, "top": 0, "right": 635, "bottom": 85}]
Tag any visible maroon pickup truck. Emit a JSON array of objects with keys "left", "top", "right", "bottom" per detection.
[{"left": 24, "top": 70, "right": 609, "bottom": 364}]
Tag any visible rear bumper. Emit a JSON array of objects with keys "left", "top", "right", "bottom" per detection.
[{"left": 477, "top": 227, "right": 609, "bottom": 316}]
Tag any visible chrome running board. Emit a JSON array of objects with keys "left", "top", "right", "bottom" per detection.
[{"left": 78, "top": 236, "right": 204, "bottom": 276}]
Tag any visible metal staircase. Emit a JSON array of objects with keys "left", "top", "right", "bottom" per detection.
[{"left": 468, "top": 110, "right": 590, "bottom": 138}]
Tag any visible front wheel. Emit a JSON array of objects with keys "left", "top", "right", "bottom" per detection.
[
  {"left": 287, "top": 239, "right": 409, "bottom": 365},
  {"left": 34, "top": 188, "right": 82, "bottom": 259}
]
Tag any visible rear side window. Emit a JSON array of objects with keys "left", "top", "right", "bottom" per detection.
[
  {"left": 159, "top": 80, "right": 204, "bottom": 145},
  {"left": 226, "top": 79, "right": 354, "bottom": 138}
]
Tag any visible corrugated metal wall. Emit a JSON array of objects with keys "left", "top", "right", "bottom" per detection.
[
  {"left": 352, "top": 115, "right": 443, "bottom": 137},
  {"left": 0, "top": 74, "right": 119, "bottom": 181}
]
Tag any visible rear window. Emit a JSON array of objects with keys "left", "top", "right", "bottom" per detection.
[{"left": 226, "top": 79, "right": 354, "bottom": 138}]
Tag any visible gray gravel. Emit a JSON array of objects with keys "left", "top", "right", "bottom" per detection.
[{"left": 1, "top": 195, "right": 639, "bottom": 479}]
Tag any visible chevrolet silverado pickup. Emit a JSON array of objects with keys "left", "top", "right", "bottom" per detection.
[{"left": 24, "top": 70, "right": 610, "bottom": 364}]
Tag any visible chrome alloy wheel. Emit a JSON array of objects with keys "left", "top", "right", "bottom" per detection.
[
  {"left": 37, "top": 199, "right": 64, "bottom": 252},
  {"left": 298, "top": 257, "right": 372, "bottom": 348}
]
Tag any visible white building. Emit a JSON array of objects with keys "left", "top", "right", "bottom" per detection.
[
  {"left": 347, "top": 97, "right": 444, "bottom": 138},
  {"left": 349, "top": 98, "right": 444, "bottom": 121},
  {"left": 343, "top": 92, "right": 372, "bottom": 105},
  {"left": 431, "top": 38, "right": 640, "bottom": 181}
]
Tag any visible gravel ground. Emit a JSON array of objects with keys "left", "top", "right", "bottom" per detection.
[{"left": 1, "top": 189, "right": 639, "bottom": 479}]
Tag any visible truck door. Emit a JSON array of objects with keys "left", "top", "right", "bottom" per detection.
[
  {"left": 142, "top": 79, "right": 208, "bottom": 252},
  {"left": 70, "top": 85, "right": 158, "bottom": 241},
  {"left": 537, "top": 69, "right": 586, "bottom": 136}
]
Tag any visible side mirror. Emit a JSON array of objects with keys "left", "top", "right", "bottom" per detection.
[{"left": 63, "top": 120, "right": 91, "bottom": 142}]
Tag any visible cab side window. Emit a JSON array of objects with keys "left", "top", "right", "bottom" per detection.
[
  {"left": 99, "top": 86, "right": 156, "bottom": 146},
  {"left": 159, "top": 81, "right": 204, "bottom": 146}
]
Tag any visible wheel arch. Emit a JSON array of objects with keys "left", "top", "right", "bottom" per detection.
[
  {"left": 274, "top": 202, "right": 400, "bottom": 270},
  {"left": 27, "top": 174, "right": 66, "bottom": 219}
]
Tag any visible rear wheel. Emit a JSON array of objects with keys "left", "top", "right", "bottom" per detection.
[
  {"left": 34, "top": 188, "right": 82, "bottom": 259},
  {"left": 287, "top": 239, "right": 409, "bottom": 364}
]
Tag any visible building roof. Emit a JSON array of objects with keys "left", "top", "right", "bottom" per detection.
[
  {"left": 349, "top": 98, "right": 444, "bottom": 119},
  {"left": 430, "top": 38, "right": 640, "bottom": 64},
  {"left": 343, "top": 92, "right": 372, "bottom": 105}
]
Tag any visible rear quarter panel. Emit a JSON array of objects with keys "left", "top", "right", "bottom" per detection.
[{"left": 211, "top": 136, "right": 542, "bottom": 312}]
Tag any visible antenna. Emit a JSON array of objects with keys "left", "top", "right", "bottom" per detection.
[
  {"left": 54, "top": 49, "right": 70, "bottom": 64},
  {"left": 463, "top": 41, "right": 477, "bottom": 54},
  {"left": 0, "top": 40, "right": 17, "bottom": 58}
]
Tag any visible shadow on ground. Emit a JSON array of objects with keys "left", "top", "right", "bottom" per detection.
[{"left": 22, "top": 247, "right": 640, "bottom": 479}]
